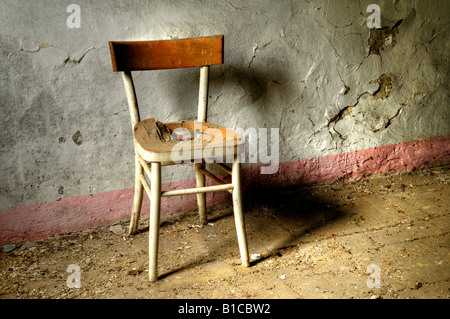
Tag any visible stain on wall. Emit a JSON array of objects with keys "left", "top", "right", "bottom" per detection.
[{"left": 72, "top": 131, "right": 83, "bottom": 146}]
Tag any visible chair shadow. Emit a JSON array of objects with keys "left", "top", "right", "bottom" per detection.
[{"left": 242, "top": 185, "right": 347, "bottom": 266}]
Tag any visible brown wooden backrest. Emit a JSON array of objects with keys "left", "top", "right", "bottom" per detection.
[{"left": 109, "top": 35, "right": 224, "bottom": 72}]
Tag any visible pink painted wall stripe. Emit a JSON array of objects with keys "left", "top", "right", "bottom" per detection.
[{"left": 1, "top": 135, "right": 449, "bottom": 245}]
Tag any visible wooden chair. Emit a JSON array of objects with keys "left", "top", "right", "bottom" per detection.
[{"left": 109, "top": 35, "right": 250, "bottom": 281}]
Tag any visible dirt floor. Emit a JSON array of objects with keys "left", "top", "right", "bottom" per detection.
[{"left": 1, "top": 165, "right": 449, "bottom": 299}]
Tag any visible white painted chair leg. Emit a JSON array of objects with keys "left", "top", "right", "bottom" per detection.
[
  {"left": 195, "top": 162, "right": 207, "bottom": 225},
  {"left": 232, "top": 159, "right": 250, "bottom": 267},
  {"left": 128, "top": 157, "right": 144, "bottom": 236},
  {"left": 149, "top": 162, "right": 161, "bottom": 282}
]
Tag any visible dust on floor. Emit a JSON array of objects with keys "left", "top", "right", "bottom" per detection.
[{"left": 1, "top": 165, "right": 449, "bottom": 299}]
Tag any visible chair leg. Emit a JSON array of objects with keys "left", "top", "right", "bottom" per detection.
[
  {"left": 149, "top": 162, "right": 161, "bottom": 282},
  {"left": 231, "top": 158, "right": 250, "bottom": 267},
  {"left": 195, "top": 162, "right": 207, "bottom": 225},
  {"left": 128, "top": 157, "right": 144, "bottom": 236}
]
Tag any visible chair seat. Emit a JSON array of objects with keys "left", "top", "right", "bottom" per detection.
[{"left": 134, "top": 118, "right": 244, "bottom": 163}]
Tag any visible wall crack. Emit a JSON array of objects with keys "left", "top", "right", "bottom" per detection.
[
  {"left": 248, "top": 41, "right": 272, "bottom": 69},
  {"left": 382, "top": 105, "right": 404, "bottom": 130},
  {"left": 4, "top": 43, "right": 50, "bottom": 66},
  {"left": 63, "top": 47, "right": 96, "bottom": 65},
  {"left": 5, "top": 41, "right": 105, "bottom": 67}
]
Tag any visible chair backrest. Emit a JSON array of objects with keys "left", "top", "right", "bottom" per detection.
[
  {"left": 109, "top": 35, "right": 224, "bottom": 125},
  {"left": 109, "top": 35, "right": 223, "bottom": 71}
]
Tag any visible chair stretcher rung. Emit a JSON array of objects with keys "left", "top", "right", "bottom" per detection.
[
  {"left": 213, "top": 162, "right": 232, "bottom": 175},
  {"left": 199, "top": 168, "right": 233, "bottom": 194},
  {"left": 137, "top": 155, "right": 152, "bottom": 177},
  {"left": 162, "top": 184, "right": 233, "bottom": 197},
  {"left": 138, "top": 167, "right": 234, "bottom": 197},
  {"left": 138, "top": 173, "right": 152, "bottom": 197}
]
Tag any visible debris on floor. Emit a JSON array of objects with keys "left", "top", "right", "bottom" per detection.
[{"left": 0, "top": 165, "right": 448, "bottom": 299}]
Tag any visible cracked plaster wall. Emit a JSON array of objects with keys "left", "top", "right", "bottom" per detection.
[{"left": 0, "top": 0, "right": 449, "bottom": 211}]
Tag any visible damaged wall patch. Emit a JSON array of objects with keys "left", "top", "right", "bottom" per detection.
[
  {"left": 373, "top": 74, "right": 392, "bottom": 100},
  {"left": 368, "top": 20, "right": 403, "bottom": 55}
]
